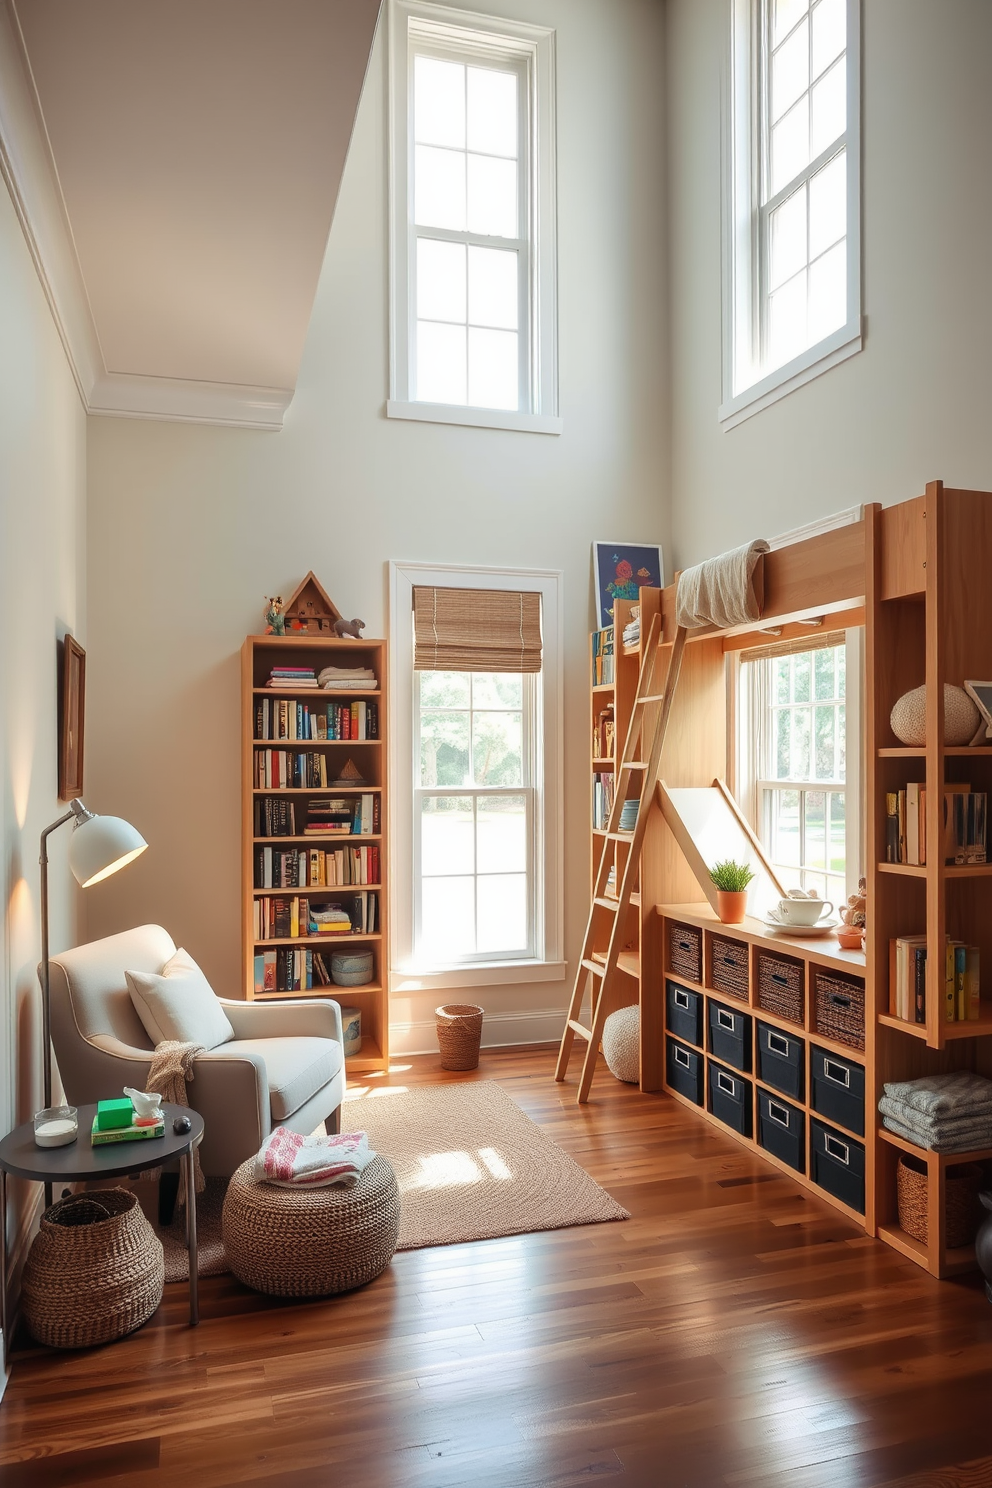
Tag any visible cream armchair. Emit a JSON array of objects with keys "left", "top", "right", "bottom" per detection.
[{"left": 45, "top": 924, "right": 345, "bottom": 1178}]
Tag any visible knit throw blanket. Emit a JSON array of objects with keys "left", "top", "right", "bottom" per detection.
[
  {"left": 675, "top": 539, "right": 771, "bottom": 630},
  {"left": 255, "top": 1127, "right": 375, "bottom": 1188},
  {"left": 145, "top": 1040, "right": 206, "bottom": 1206}
]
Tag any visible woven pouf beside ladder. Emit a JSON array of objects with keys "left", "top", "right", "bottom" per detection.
[
  {"left": 603, "top": 1005, "right": 640, "bottom": 1084},
  {"left": 222, "top": 1154, "right": 400, "bottom": 1297},
  {"left": 435, "top": 1004, "right": 485, "bottom": 1071},
  {"left": 22, "top": 1189, "right": 164, "bottom": 1349}
]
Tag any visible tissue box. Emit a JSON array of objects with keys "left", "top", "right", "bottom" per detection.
[{"left": 96, "top": 1098, "right": 134, "bottom": 1131}]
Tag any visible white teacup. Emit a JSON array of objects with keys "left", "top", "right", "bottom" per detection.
[{"left": 775, "top": 896, "right": 833, "bottom": 926}]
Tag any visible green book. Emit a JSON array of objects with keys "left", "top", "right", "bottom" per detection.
[{"left": 90, "top": 1116, "right": 164, "bottom": 1146}]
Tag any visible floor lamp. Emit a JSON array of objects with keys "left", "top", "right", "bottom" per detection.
[{"left": 40, "top": 800, "right": 148, "bottom": 1113}]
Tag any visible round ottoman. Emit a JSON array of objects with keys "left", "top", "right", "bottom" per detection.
[
  {"left": 222, "top": 1154, "right": 400, "bottom": 1297},
  {"left": 603, "top": 1004, "right": 640, "bottom": 1083}
]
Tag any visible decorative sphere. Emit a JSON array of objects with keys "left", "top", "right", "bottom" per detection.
[
  {"left": 890, "top": 684, "right": 979, "bottom": 747},
  {"left": 602, "top": 1004, "right": 640, "bottom": 1084}
]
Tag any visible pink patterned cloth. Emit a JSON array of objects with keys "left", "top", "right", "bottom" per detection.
[{"left": 254, "top": 1127, "right": 374, "bottom": 1188}]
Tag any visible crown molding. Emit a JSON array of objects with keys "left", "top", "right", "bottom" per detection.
[{"left": 0, "top": 0, "right": 294, "bottom": 431}]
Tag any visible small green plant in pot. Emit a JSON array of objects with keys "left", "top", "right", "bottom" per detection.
[{"left": 709, "top": 859, "right": 755, "bottom": 925}]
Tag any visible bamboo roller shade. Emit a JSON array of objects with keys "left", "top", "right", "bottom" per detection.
[
  {"left": 413, "top": 587, "right": 542, "bottom": 673},
  {"left": 738, "top": 629, "right": 846, "bottom": 664}
]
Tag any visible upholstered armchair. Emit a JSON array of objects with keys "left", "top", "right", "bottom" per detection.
[{"left": 45, "top": 924, "right": 345, "bottom": 1178}]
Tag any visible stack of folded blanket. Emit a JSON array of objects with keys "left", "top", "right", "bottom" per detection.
[
  {"left": 255, "top": 1127, "right": 375, "bottom": 1187},
  {"left": 879, "top": 1071, "right": 992, "bottom": 1152}
]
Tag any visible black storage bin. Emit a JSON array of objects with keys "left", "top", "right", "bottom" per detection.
[
  {"left": 708, "top": 1061, "right": 753, "bottom": 1137},
  {"left": 810, "top": 1118, "right": 865, "bottom": 1213},
  {"left": 666, "top": 1037, "right": 703, "bottom": 1106},
  {"left": 758, "top": 1089, "right": 805, "bottom": 1173},
  {"left": 757, "top": 1022, "right": 804, "bottom": 1100},
  {"left": 666, "top": 981, "right": 703, "bottom": 1047},
  {"left": 708, "top": 999, "right": 752, "bottom": 1072},
  {"left": 810, "top": 1046, "right": 865, "bottom": 1136}
]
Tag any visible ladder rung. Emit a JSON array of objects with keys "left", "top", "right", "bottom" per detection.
[
  {"left": 593, "top": 896, "right": 619, "bottom": 911},
  {"left": 619, "top": 761, "right": 647, "bottom": 770},
  {"left": 581, "top": 958, "right": 606, "bottom": 976},
  {"left": 604, "top": 830, "right": 634, "bottom": 840},
  {"left": 637, "top": 693, "right": 665, "bottom": 704},
  {"left": 567, "top": 1019, "right": 593, "bottom": 1040}
]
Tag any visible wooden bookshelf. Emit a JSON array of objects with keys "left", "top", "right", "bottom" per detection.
[{"left": 241, "top": 633, "right": 388, "bottom": 1072}]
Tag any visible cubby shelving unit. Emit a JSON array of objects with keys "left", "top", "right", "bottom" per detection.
[{"left": 241, "top": 633, "right": 388, "bottom": 1073}]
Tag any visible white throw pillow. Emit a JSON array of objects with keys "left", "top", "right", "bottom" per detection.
[{"left": 126, "top": 947, "right": 234, "bottom": 1050}]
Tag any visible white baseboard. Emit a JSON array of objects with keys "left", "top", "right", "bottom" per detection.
[{"left": 388, "top": 1004, "right": 566, "bottom": 1056}]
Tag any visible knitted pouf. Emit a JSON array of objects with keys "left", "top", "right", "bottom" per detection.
[
  {"left": 890, "top": 683, "right": 979, "bottom": 747},
  {"left": 22, "top": 1189, "right": 164, "bottom": 1349},
  {"left": 602, "top": 1004, "right": 640, "bottom": 1084},
  {"left": 222, "top": 1154, "right": 400, "bottom": 1297}
]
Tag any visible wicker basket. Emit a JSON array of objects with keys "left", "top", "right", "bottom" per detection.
[
  {"left": 668, "top": 922, "right": 702, "bottom": 984},
  {"left": 710, "top": 935, "right": 749, "bottom": 1001},
  {"left": 897, "top": 1154, "right": 983, "bottom": 1248},
  {"left": 757, "top": 951, "right": 804, "bottom": 1025},
  {"left": 436, "top": 1003, "right": 484, "bottom": 1070},
  {"left": 223, "top": 1154, "right": 400, "bottom": 1297},
  {"left": 815, "top": 970, "right": 866, "bottom": 1050},
  {"left": 21, "top": 1189, "right": 164, "bottom": 1349}
]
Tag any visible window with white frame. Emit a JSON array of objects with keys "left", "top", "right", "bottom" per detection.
[
  {"left": 724, "top": 0, "right": 861, "bottom": 425},
  {"left": 738, "top": 634, "right": 861, "bottom": 905},
  {"left": 387, "top": 1, "right": 560, "bottom": 435}
]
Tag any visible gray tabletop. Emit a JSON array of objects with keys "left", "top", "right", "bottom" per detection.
[{"left": 0, "top": 1102, "right": 203, "bottom": 1182}]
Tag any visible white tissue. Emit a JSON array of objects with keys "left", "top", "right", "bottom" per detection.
[{"left": 125, "top": 1086, "right": 164, "bottom": 1121}]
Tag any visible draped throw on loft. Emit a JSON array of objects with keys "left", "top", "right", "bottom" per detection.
[
  {"left": 675, "top": 538, "right": 770, "bottom": 630},
  {"left": 413, "top": 586, "right": 543, "bottom": 673}
]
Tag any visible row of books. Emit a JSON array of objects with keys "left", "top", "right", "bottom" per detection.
[
  {"left": 253, "top": 946, "right": 371, "bottom": 995},
  {"left": 594, "top": 705, "right": 615, "bottom": 761},
  {"left": 885, "top": 785, "right": 987, "bottom": 865},
  {"left": 253, "top": 891, "right": 378, "bottom": 941},
  {"left": 254, "top": 698, "right": 379, "bottom": 742},
  {"left": 592, "top": 627, "right": 614, "bottom": 686},
  {"left": 890, "top": 936, "right": 981, "bottom": 1023},
  {"left": 254, "top": 750, "right": 372, "bottom": 791},
  {"left": 593, "top": 771, "right": 616, "bottom": 831},
  {"left": 253, "top": 795, "right": 380, "bottom": 838},
  {"left": 254, "top": 844, "right": 380, "bottom": 888}
]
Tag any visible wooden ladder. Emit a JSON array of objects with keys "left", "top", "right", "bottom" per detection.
[{"left": 555, "top": 613, "right": 688, "bottom": 1103}]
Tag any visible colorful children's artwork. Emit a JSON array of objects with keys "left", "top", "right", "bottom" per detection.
[{"left": 593, "top": 542, "right": 665, "bottom": 627}]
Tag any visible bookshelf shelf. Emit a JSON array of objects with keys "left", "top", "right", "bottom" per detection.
[
  {"left": 878, "top": 745, "right": 992, "bottom": 758},
  {"left": 877, "top": 862, "right": 926, "bottom": 877},
  {"left": 242, "top": 633, "right": 389, "bottom": 1071}
]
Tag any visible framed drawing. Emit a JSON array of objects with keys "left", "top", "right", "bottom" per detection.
[
  {"left": 593, "top": 542, "right": 665, "bottom": 628},
  {"left": 58, "top": 635, "right": 85, "bottom": 800}
]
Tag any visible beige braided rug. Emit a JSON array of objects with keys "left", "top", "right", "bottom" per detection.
[{"left": 342, "top": 1081, "right": 628, "bottom": 1250}]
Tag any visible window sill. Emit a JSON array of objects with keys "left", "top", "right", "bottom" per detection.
[
  {"left": 719, "top": 321, "right": 863, "bottom": 431},
  {"left": 386, "top": 400, "right": 563, "bottom": 436},
  {"left": 391, "top": 959, "right": 567, "bottom": 992}
]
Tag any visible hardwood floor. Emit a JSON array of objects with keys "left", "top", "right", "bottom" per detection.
[{"left": 2, "top": 1046, "right": 992, "bottom": 1488}]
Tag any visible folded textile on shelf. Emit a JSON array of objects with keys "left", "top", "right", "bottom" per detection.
[
  {"left": 879, "top": 1093, "right": 992, "bottom": 1140},
  {"left": 881, "top": 1113, "right": 992, "bottom": 1153},
  {"left": 882, "top": 1070, "right": 992, "bottom": 1119},
  {"left": 255, "top": 1127, "right": 375, "bottom": 1187}
]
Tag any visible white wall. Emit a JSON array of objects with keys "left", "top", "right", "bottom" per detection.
[
  {"left": 0, "top": 170, "right": 87, "bottom": 1294},
  {"left": 667, "top": 0, "right": 992, "bottom": 567},
  {"left": 84, "top": 0, "right": 669, "bottom": 1049}
]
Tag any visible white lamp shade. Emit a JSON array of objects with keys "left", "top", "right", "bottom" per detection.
[{"left": 68, "top": 813, "right": 147, "bottom": 888}]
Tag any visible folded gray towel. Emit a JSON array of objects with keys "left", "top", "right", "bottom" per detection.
[
  {"left": 879, "top": 1094, "right": 992, "bottom": 1140},
  {"left": 881, "top": 1071, "right": 992, "bottom": 1119},
  {"left": 882, "top": 1114, "right": 992, "bottom": 1153}
]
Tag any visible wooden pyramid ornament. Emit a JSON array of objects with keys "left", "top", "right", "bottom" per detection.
[{"left": 283, "top": 572, "right": 342, "bottom": 634}]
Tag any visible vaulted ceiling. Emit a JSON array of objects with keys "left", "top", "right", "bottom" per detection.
[{"left": 0, "top": 0, "right": 381, "bottom": 428}]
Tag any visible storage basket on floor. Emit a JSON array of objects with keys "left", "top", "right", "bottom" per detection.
[
  {"left": 815, "top": 969, "right": 866, "bottom": 1050},
  {"left": 756, "top": 950, "right": 804, "bottom": 1025},
  {"left": 21, "top": 1188, "right": 164, "bottom": 1349},
  {"left": 710, "top": 934, "right": 749, "bottom": 1001},
  {"left": 436, "top": 1003, "right": 484, "bottom": 1070},
  {"left": 668, "top": 921, "right": 702, "bottom": 984},
  {"left": 896, "top": 1154, "right": 983, "bottom": 1248},
  {"left": 222, "top": 1154, "right": 400, "bottom": 1297}
]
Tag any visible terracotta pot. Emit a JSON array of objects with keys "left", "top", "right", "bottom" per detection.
[{"left": 716, "top": 890, "right": 748, "bottom": 925}]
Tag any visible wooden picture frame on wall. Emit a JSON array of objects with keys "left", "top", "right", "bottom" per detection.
[{"left": 58, "top": 635, "right": 85, "bottom": 800}]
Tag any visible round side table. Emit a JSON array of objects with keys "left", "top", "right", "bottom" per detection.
[{"left": 0, "top": 1101, "right": 204, "bottom": 1362}]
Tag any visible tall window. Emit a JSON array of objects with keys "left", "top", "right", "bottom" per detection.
[
  {"left": 724, "top": 0, "right": 861, "bottom": 426},
  {"left": 388, "top": 2, "right": 560, "bottom": 435},
  {"left": 738, "top": 635, "right": 860, "bottom": 904}
]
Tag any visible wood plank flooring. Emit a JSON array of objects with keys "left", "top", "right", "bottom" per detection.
[{"left": 2, "top": 1046, "right": 992, "bottom": 1487}]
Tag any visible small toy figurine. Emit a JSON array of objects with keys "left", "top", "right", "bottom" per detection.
[
  {"left": 264, "top": 596, "right": 286, "bottom": 636},
  {"left": 333, "top": 617, "right": 366, "bottom": 639},
  {"left": 840, "top": 876, "right": 867, "bottom": 930}
]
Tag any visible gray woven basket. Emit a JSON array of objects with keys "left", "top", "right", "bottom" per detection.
[
  {"left": 436, "top": 1003, "right": 484, "bottom": 1070},
  {"left": 222, "top": 1154, "right": 400, "bottom": 1297},
  {"left": 22, "top": 1188, "right": 164, "bottom": 1349}
]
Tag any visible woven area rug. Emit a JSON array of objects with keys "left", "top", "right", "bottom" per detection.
[
  {"left": 342, "top": 1081, "right": 629, "bottom": 1250},
  {"left": 154, "top": 1179, "right": 229, "bottom": 1281}
]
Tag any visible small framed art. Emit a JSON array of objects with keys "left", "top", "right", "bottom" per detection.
[
  {"left": 593, "top": 542, "right": 665, "bottom": 628},
  {"left": 58, "top": 634, "right": 85, "bottom": 800}
]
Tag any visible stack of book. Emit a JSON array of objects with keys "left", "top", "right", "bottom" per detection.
[
  {"left": 319, "top": 665, "right": 377, "bottom": 691},
  {"left": 253, "top": 891, "right": 378, "bottom": 941},
  {"left": 255, "top": 844, "right": 381, "bottom": 889},
  {"left": 592, "top": 628, "right": 614, "bottom": 686},
  {"left": 255, "top": 698, "right": 379, "bottom": 741},
  {"left": 302, "top": 795, "right": 378, "bottom": 835},
  {"left": 593, "top": 771, "right": 615, "bottom": 830},
  {"left": 622, "top": 608, "right": 640, "bottom": 649},
  {"left": 890, "top": 935, "right": 981, "bottom": 1023},
  {"left": 885, "top": 784, "right": 987, "bottom": 865},
  {"left": 267, "top": 666, "right": 318, "bottom": 689}
]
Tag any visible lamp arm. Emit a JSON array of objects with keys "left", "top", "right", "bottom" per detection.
[{"left": 38, "top": 806, "right": 82, "bottom": 1109}]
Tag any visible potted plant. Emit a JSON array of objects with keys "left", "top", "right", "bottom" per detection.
[{"left": 709, "top": 859, "right": 755, "bottom": 925}]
